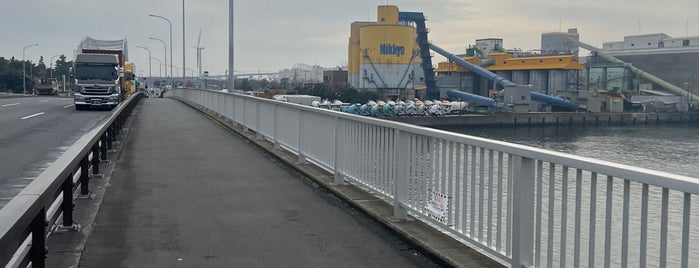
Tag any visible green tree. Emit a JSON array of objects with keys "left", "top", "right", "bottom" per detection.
[
  {"left": 36, "top": 56, "right": 47, "bottom": 78},
  {"left": 54, "top": 55, "right": 72, "bottom": 79},
  {"left": 0, "top": 57, "right": 25, "bottom": 93}
]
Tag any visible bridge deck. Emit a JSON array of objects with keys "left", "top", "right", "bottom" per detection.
[{"left": 79, "top": 98, "right": 440, "bottom": 267}]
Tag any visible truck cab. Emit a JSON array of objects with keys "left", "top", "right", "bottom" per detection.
[{"left": 73, "top": 54, "right": 121, "bottom": 110}]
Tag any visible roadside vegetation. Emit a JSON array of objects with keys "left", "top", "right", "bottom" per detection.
[{"left": 0, "top": 55, "right": 72, "bottom": 93}]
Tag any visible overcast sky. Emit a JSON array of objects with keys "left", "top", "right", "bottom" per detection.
[{"left": 2, "top": 0, "right": 699, "bottom": 76}]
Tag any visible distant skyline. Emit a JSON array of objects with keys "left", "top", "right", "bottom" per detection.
[{"left": 2, "top": 0, "right": 698, "bottom": 76}]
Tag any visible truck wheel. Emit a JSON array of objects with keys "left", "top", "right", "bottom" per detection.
[{"left": 75, "top": 105, "right": 84, "bottom": 110}]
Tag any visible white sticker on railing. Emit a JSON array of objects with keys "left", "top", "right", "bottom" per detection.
[{"left": 426, "top": 191, "right": 450, "bottom": 223}]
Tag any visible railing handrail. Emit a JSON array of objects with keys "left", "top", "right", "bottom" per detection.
[
  {"left": 0, "top": 93, "right": 144, "bottom": 266},
  {"left": 194, "top": 89, "right": 699, "bottom": 193}
]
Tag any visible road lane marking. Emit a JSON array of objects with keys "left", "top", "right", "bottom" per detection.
[
  {"left": 38, "top": 100, "right": 49, "bottom": 103},
  {"left": 63, "top": 104, "right": 74, "bottom": 108},
  {"left": 1, "top": 103, "right": 20, "bottom": 107},
  {"left": 21, "top": 112, "right": 45, "bottom": 120}
]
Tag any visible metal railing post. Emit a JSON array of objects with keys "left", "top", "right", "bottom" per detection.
[
  {"left": 61, "top": 174, "right": 74, "bottom": 226},
  {"left": 273, "top": 103, "right": 280, "bottom": 149},
  {"left": 114, "top": 117, "right": 121, "bottom": 137},
  {"left": 393, "top": 129, "right": 409, "bottom": 220},
  {"left": 511, "top": 156, "right": 535, "bottom": 267},
  {"left": 297, "top": 110, "right": 306, "bottom": 164},
  {"left": 107, "top": 126, "right": 114, "bottom": 150},
  {"left": 242, "top": 98, "right": 248, "bottom": 131},
  {"left": 256, "top": 100, "right": 262, "bottom": 139},
  {"left": 91, "top": 143, "right": 100, "bottom": 176},
  {"left": 333, "top": 117, "right": 344, "bottom": 184},
  {"left": 30, "top": 208, "right": 47, "bottom": 268},
  {"left": 79, "top": 157, "right": 90, "bottom": 195},
  {"left": 100, "top": 133, "right": 108, "bottom": 162}
]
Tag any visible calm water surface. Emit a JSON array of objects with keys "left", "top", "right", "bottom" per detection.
[{"left": 441, "top": 123, "right": 699, "bottom": 178}]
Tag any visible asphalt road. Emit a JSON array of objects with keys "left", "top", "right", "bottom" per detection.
[
  {"left": 81, "top": 98, "right": 439, "bottom": 267},
  {"left": 0, "top": 96, "right": 113, "bottom": 208}
]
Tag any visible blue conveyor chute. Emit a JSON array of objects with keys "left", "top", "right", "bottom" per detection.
[
  {"left": 530, "top": 92, "right": 579, "bottom": 110},
  {"left": 429, "top": 44, "right": 516, "bottom": 88},
  {"left": 398, "top": 12, "right": 438, "bottom": 99},
  {"left": 447, "top": 89, "right": 495, "bottom": 107}
]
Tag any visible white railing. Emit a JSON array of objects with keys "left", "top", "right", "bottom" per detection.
[{"left": 167, "top": 89, "right": 699, "bottom": 268}]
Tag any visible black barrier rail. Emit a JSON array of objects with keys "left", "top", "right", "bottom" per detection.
[{"left": 0, "top": 93, "right": 144, "bottom": 267}]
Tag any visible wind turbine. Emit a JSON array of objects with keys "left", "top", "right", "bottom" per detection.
[{"left": 194, "top": 29, "right": 204, "bottom": 77}]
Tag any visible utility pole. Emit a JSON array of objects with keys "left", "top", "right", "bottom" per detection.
[
  {"left": 22, "top": 43, "right": 39, "bottom": 95},
  {"left": 182, "top": 0, "right": 186, "bottom": 84},
  {"left": 228, "top": 0, "right": 235, "bottom": 91}
]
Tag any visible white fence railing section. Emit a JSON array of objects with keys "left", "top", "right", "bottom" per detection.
[{"left": 167, "top": 89, "right": 699, "bottom": 268}]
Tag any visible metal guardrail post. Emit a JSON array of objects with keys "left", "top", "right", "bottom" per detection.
[
  {"left": 91, "top": 143, "right": 100, "bottom": 176},
  {"left": 273, "top": 103, "right": 280, "bottom": 150},
  {"left": 108, "top": 126, "right": 115, "bottom": 150},
  {"left": 29, "top": 208, "right": 46, "bottom": 268},
  {"left": 100, "top": 133, "right": 108, "bottom": 162},
  {"left": 242, "top": 98, "right": 248, "bottom": 131},
  {"left": 80, "top": 157, "right": 90, "bottom": 195},
  {"left": 393, "top": 129, "right": 409, "bottom": 220},
  {"left": 255, "top": 99, "right": 262, "bottom": 140},
  {"left": 297, "top": 110, "right": 306, "bottom": 164},
  {"left": 333, "top": 117, "right": 344, "bottom": 184},
  {"left": 511, "top": 156, "right": 535, "bottom": 267},
  {"left": 61, "top": 175, "right": 74, "bottom": 226}
]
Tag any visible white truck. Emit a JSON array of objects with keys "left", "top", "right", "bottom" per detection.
[
  {"left": 272, "top": 94, "right": 321, "bottom": 106},
  {"left": 73, "top": 37, "right": 129, "bottom": 110},
  {"left": 73, "top": 54, "right": 121, "bottom": 110}
]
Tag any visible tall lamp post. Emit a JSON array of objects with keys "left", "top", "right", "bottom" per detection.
[
  {"left": 149, "top": 37, "right": 167, "bottom": 82},
  {"left": 182, "top": 0, "right": 186, "bottom": 83},
  {"left": 22, "top": 43, "right": 39, "bottom": 95},
  {"left": 229, "top": 0, "right": 234, "bottom": 91},
  {"left": 149, "top": 14, "right": 173, "bottom": 82},
  {"left": 136, "top": 46, "right": 152, "bottom": 88}
]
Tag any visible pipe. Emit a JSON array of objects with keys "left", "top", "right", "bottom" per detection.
[
  {"left": 447, "top": 89, "right": 495, "bottom": 107},
  {"left": 429, "top": 44, "right": 516, "bottom": 88},
  {"left": 530, "top": 92, "right": 579, "bottom": 110},
  {"left": 570, "top": 38, "right": 699, "bottom": 100}
]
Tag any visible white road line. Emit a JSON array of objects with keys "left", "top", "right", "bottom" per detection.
[
  {"left": 38, "top": 100, "right": 49, "bottom": 103},
  {"left": 21, "top": 112, "right": 45, "bottom": 120},
  {"left": 63, "top": 104, "right": 74, "bottom": 108},
  {"left": 1, "top": 103, "right": 20, "bottom": 107}
]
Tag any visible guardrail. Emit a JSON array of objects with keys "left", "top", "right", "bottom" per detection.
[
  {"left": 168, "top": 89, "right": 699, "bottom": 268},
  {"left": 0, "top": 93, "right": 144, "bottom": 267}
]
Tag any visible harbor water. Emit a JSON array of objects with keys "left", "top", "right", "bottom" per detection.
[{"left": 440, "top": 123, "right": 699, "bottom": 267}]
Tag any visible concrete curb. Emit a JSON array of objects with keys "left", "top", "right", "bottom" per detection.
[{"left": 173, "top": 97, "right": 504, "bottom": 268}]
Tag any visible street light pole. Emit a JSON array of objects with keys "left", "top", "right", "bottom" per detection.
[
  {"left": 149, "top": 14, "right": 173, "bottom": 83},
  {"left": 22, "top": 43, "right": 39, "bottom": 95},
  {"left": 182, "top": 0, "right": 186, "bottom": 84},
  {"left": 136, "top": 46, "right": 152, "bottom": 87},
  {"left": 149, "top": 37, "right": 167, "bottom": 82},
  {"left": 229, "top": 0, "right": 234, "bottom": 91}
]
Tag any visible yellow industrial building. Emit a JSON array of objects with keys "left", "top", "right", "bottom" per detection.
[{"left": 348, "top": 6, "right": 424, "bottom": 100}]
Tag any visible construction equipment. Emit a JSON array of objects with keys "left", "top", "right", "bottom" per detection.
[{"left": 35, "top": 78, "right": 58, "bottom": 95}]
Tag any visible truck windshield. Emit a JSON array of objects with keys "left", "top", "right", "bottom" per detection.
[{"left": 75, "top": 64, "right": 118, "bottom": 80}]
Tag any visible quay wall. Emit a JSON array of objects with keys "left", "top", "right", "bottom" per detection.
[{"left": 388, "top": 112, "right": 699, "bottom": 128}]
